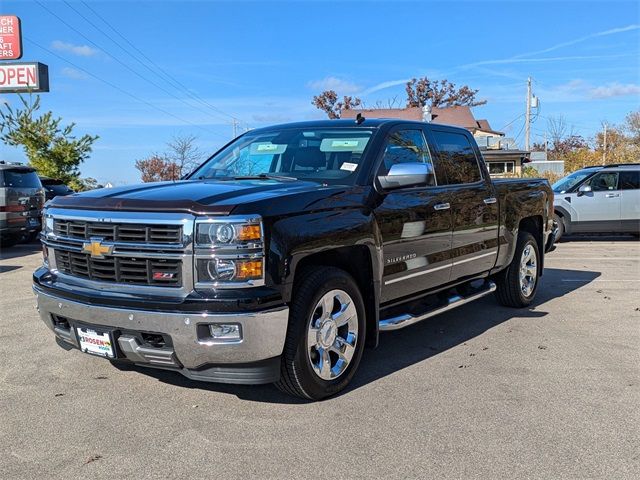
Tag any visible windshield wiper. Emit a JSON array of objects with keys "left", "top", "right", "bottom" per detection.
[{"left": 231, "top": 173, "right": 297, "bottom": 181}]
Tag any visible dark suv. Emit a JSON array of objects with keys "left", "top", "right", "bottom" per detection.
[
  {"left": 39, "top": 177, "right": 75, "bottom": 201},
  {"left": 0, "top": 162, "right": 45, "bottom": 247}
]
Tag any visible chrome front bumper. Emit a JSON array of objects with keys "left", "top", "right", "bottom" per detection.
[{"left": 34, "top": 286, "right": 289, "bottom": 372}]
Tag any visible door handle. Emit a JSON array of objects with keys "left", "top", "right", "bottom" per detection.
[
  {"left": 433, "top": 203, "right": 450, "bottom": 211},
  {"left": 605, "top": 193, "right": 620, "bottom": 198},
  {"left": 483, "top": 197, "right": 497, "bottom": 205}
]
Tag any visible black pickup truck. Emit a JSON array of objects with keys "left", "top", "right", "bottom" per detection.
[{"left": 34, "top": 119, "right": 555, "bottom": 400}]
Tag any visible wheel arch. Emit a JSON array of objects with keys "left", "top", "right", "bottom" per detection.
[
  {"left": 293, "top": 246, "right": 380, "bottom": 349},
  {"left": 517, "top": 215, "right": 544, "bottom": 275}
]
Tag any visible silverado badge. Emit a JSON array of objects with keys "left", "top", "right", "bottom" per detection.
[{"left": 82, "top": 239, "right": 114, "bottom": 259}]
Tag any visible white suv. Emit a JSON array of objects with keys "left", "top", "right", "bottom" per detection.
[{"left": 552, "top": 164, "right": 640, "bottom": 240}]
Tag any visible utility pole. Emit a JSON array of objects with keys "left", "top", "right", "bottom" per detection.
[
  {"left": 525, "top": 76, "right": 532, "bottom": 152},
  {"left": 602, "top": 123, "right": 608, "bottom": 165}
]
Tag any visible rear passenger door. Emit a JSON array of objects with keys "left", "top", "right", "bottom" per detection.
[
  {"left": 429, "top": 128, "right": 499, "bottom": 282},
  {"left": 376, "top": 128, "right": 453, "bottom": 303},
  {"left": 619, "top": 170, "right": 640, "bottom": 233}
]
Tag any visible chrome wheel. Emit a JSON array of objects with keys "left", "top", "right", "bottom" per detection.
[
  {"left": 519, "top": 243, "right": 537, "bottom": 297},
  {"left": 307, "top": 289, "right": 358, "bottom": 381}
]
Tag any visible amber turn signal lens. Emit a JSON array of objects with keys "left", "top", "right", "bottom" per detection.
[
  {"left": 235, "top": 260, "right": 263, "bottom": 280},
  {"left": 236, "top": 224, "right": 261, "bottom": 242}
]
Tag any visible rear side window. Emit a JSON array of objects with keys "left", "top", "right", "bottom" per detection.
[
  {"left": 619, "top": 171, "right": 640, "bottom": 190},
  {"left": 432, "top": 131, "right": 482, "bottom": 184},
  {"left": 0, "top": 169, "right": 41, "bottom": 188}
]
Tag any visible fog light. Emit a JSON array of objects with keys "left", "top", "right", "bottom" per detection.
[{"left": 209, "top": 323, "right": 242, "bottom": 341}]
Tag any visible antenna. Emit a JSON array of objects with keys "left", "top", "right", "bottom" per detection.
[{"left": 355, "top": 113, "right": 365, "bottom": 125}]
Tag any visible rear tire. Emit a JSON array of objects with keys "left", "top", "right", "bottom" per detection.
[
  {"left": 495, "top": 231, "right": 540, "bottom": 308},
  {"left": 276, "top": 267, "right": 366, "bottom": 400}
]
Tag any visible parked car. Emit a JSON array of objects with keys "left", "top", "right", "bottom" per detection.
[
  {"left": 34, "top": 119, "right": 554, "bottom": 400},
  {"left": 39, "top": 177, "right": 75, "bottom": 200},
  {"left": 552, "top": 163, "right": 640, "bottom": 240},
  {"left": 0, "top": 161, "right": 45, "bottom": 247}
]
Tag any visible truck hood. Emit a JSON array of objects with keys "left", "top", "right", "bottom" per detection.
[{"left": 48, "top": 179, "right": 368, "bottom": 216}]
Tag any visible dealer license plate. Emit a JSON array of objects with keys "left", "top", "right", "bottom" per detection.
[{"left": 76, "top": 327, "right": 115, "bottom": 358}]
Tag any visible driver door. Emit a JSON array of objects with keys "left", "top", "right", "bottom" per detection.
[
  {"left": 572, "top": 171, "right": 621, "bottom": 231},
  {"left": 375, "top": 128, "right": 453, "bottom": 303}
]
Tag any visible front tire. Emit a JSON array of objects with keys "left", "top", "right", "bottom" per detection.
[
  {"left": 495, "top": 231, "right": 540, "bottom": 307},
  {"left": 554, "top": 213, "right": 565, "bottom": 242},
  {"left": 276, "top": 267, "right": 366, "bottom": 400}
]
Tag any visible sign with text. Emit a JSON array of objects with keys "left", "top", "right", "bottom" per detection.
[
  {"left": 0, "top": 15, "right": 22, "bottom": 60},
  {"left": 0, "top": 62, "right": 49, "bottom": 92}
]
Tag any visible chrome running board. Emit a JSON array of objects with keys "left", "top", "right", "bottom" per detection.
[{"left": 379, "top": 281, "right": 497, "bottom": 331}]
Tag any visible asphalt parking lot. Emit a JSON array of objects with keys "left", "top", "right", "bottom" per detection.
[{"left": 1, "top": 238, "right": 638, "bottom": 479}]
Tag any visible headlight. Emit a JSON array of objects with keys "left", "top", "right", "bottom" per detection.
[
  {"left": 194, "top": 216, "right": 265, "bottom": 288},
  {"left": 195, "top": 218, "right": 262, "bottom": 247},
  {"left": 43, "top": 213, "right": 54, "bottom": 236}
]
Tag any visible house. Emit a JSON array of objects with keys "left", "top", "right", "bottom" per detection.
[{"left": 341, "top": 105, "right": 530, "bottom": 176}]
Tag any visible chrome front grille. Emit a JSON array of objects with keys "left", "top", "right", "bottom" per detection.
[
  {"left": 43, "top": 208, "right": 195, "bottom": 297},
  {"left": 54, "top": 250, "right": 182, "bottom": 287},
  {"left": 53, "top": 219, "right": 182, "bottom": 244}
]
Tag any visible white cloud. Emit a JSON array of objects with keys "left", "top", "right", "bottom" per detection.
[
  {"left": 589, "top": 82, "right": 640, "bottom": 99},
  {"left": 307, "top": 76, "right": 362, "bottom": 94},
  {"left": 61, "top": 67, "right": 89, "bottom": 80},
  {"left": 360, "top": 78, "right": 411, "bottom": 96},
  {"left": 51, "top": 40, "right": 99, "bottom": 57}
]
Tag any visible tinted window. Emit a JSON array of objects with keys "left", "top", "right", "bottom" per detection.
[
  {"left": 619, "top": 171, "right": 640, "bottom": 190},
  {"left": 0, "top": 169, "right": 41, "bottom": 188},
  {"left": 380, "top": 129, "right": 436, "bottom": 186},
  {"left": 432, "top": 131, "right": 482, "bottom": 184},
  {"left": 587, "top": 172, "right": 618, "bottom": 191}
]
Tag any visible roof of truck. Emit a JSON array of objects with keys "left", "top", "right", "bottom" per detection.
[{"left": 247, "top": 118, "right": 467, "bottom": 133}]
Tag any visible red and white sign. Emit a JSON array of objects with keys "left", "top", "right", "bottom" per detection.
[
  {"left": 0, "top": 15, "right": 22, "bottom": 60},
  {"left": 0, "top": 62, "right": 49, "bottom": 92}
]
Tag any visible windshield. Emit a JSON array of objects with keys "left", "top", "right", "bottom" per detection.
[
  {"left": 552, "top": 169, "right": 598, "bottom": 193},
  {"left": 191, "top": 128, "right": 375, "bottom": 185},
  {"left": 0, "top": 169, "right": 42, "bottom": 189}
]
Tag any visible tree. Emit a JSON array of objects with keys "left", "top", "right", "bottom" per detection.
[
  {"left": 135, "top": 135, "right": 204, "bottom": 182},
  {"left": 135, "top": 154, "right": 174, "bottom": 182},
  {"left": 75, "top": 177, "right": 101, "bottom": 191},
  {"left": 312, "top": 90, "right": 361, "bottom": 119},
  {"left": 166, "top": 134, "right": 203, "bottom": 179},
  {"left": 405, "top": 78, "right": 487, "bottom": 108},
  {"left": 0, "top": 95, "right": 98, "bottom": 188}
]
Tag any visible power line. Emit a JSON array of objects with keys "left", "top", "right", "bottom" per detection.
[
  {"left": 36, "top": 0, "right": 235, "bottom": 127},
  {"left": 499, "top": 113, "right": 525, "bottom": 132},
  {"left": 25, "top": 37, "right": 229, "bottom": 140},
  {"left": 78, "top": 0, "right": 247, "bottom": 126}
]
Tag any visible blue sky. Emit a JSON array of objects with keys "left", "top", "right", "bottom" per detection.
[{"left": 2, "top": 0, "right": 639, "bottom": 185}]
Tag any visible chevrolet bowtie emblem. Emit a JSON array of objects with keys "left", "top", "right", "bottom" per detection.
[{"left": 82, "top": 239, "right": 114, "bottom": 258}]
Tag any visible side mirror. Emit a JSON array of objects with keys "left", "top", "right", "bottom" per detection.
[
  {"left": 378, "top": 162, "right": 434, "bottom": 190},
  {"left": 577, "top": 184, "right": 592, "bottom": 196}
]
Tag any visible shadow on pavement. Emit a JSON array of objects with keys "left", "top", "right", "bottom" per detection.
[
  {"left": 0, "top": 239, "right": 42, "bottom": 261},
  {"left": 112, "top": 267, "right": 600, "bottom": 404},
  {"left": 559, "top": 233, "right": 638, "bottom": 242}
]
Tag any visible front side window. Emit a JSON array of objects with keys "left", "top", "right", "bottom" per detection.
[
  {"left": 379, "top": 129, "right": 436, "bottom": 186},
  {"left": 586, "top": 172, "right": 618, "bottom": 191},
  {"left": 619, "top": 171, "right": 640, "bottom": 190},
  {"left": 191, "top": 128, "right": 374, "bottom": 185},
  {"left": 432, "top": 131, "right": 482, "bottom": 184}
]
